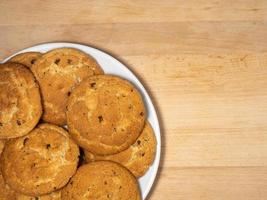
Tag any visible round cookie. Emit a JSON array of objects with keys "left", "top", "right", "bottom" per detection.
[
  {"left": 84, "top": 121, "right": 156, "bottom": 177},
  {"left": 61, "top": 161, "right": 141, "bottom": 200},
  {"left": 16, "top": 190, "right": 61, "bottom": 200},
  {"left": 1, "top": 123, "right": 79, "bottom": 196},
  {"left": 31, "top": 48, "right": 103, "bottom": 125},
  {"left": 66, "top": 75, "right": 146, "bottom": 155},
  {"left": 0, "top": 63, "right": 42, "bottom": 139},
  {"left": 0, "top": 170, "right": 16, "bottom": 200},
  {"left": 9, "top": 52, "right": 42, "bottom": 69}
]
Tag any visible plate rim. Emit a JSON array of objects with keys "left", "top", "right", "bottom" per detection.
[{"left": 2, "top": 42, "right": 161, "bottom": 199}]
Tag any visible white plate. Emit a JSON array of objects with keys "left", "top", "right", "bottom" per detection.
[{"left": 2, "top": 42, "right": 161, "bottom": 199}]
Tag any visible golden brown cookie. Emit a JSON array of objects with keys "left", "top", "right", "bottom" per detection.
[
  {"left": 31, "top": 48, "right": 103, "bottom": 125},
  {"left": 84, "top": 121, "right": 156, "bottom": 177},
  {"left": 61, "top": 161, "right": 141, "bottom": 200},
  {"left": 0, "top": 63, "right": 42, "bottom": 139},
  {"left": 0, "top": 170, "right": 16, "bottom": 200},
  {"left": 9, "top": 52, "right": 42, "bottom": 69},
  {"left": 15, "top": 190, "right": 61, "bottom": 200},
  {"left": 66, "top": 75, "right": 146, "bottom": 155},
  {"left": 1, "top": 123, "right": 79, "bottom": 196},
  {"left": 1, "top": 169, "right": 61, "bottom": 200}
]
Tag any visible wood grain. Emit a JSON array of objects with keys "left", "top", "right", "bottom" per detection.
[
  {"left": 0, "top": 0, "right": 266, "bottom": 25},
  {"left": 1, "top": 1, "right": 267, "bottom": 199}
]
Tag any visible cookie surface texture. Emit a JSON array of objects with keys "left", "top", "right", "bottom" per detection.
[
  {"left": 9, "top": 52, "right": 42, "bottom": 69},
  {"left": 15, "top": 190, "right": 61, "bottom": 200},
  {"left": 1, "top": 123, "right": 79, "bottom": 196},
  {"left": 85, "top": 121, "right": 156, "bottom": 177},
  {"left": 67, "top": 75, "right": 146, "bottom": 155},
  {"left": 0, "top": 140, "right": 5, "bottom": 155},
  {"left": 31, "top": 48, "right": 103, "bottom": 125},
  {"left": 0, "top": 170, "right": 16, "bottom": 200},
  {"left": 0, "top": 63, "right": 42, "bottom": 139},
  {"left": 61, "top": 161, "right": 141, "bottom": 200}
]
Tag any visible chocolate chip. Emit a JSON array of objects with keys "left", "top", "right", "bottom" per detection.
[
  {"left": 35, "top": 197, "right": 39, "bottom": 200},
  {"left": 104, "top": 181, "right": 107, "bottom": 185},
  {"left": 140, "top": 112, "right": 144, "bottom": 116},
  {"left": 54, "top": 59, "right": 60, "bottom": 65},
  {"left": 31, "top": 59, "right": 36, "bottom": 64},
  {"left": 131, "top": 89, "right": 134, "bottom": 92},
  {"left": 141, "top": 153, "right": 145, "bottom": 157},
  {"left": 67, "top": 59, "right": 72, "bottom": 64},
  {"left": 0, "top": 122, "right": 2, "bottom": 126},
  {"left": 46, "top": 144, "right": 51, "bottom": 149},
  {"left": 23, "top": 138, "right": 29, "bottom": 145},
  {"left": 31, "top": 163, "right": 36, "bottom": 169},
  {"left": 67, "top": 91, "right": 71, "bottom": 96},
  {"left": 16, "top": 120, "right": 22, "bottom": 126},
  {"left": 90, "top": 82, "right": 96, "bottom": 88},
  {"left": 98, "top": 116, "right": 103, "bottom": 123},
  {"left": 137, "top": 140, "right": 141, "bottom": 145}
]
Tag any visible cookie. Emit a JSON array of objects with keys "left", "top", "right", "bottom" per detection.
[
  {"left": 84, "top": 121, "right": 156, "bottom": 177},
  {"left": 16, "top": 190, "right": 61, "bottom": 200},
  {"left": 31, "top": 48, "right": 103, "bottom": 125},
  {"left": 0, "top": 63, "right": 42, "bottom": 139},
  {"left": 1, "top": 168, "right": 61, "bottom": 200},
  {"left": 0, "top": 170, "right": 16, "bottom": 200},
  {"left": 9, "top": 52, "right": 42, "bottom": 69},
  {"left": 1, "top": 123, "right": 79, "bottom": 196},
  {"left": 66, "top": 75, "right": 146, "bottom": 155},
  {"left": 61, "top": 161, "right": 141, "bottom": 200}
]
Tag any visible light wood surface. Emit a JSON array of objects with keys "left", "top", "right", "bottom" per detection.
[{"left": 1, "top": 1, "right": 267, "bottom": 199}]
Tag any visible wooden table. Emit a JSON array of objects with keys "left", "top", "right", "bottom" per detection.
[{"left": 1, "top": 1, "right": 267, "bottom": 199}]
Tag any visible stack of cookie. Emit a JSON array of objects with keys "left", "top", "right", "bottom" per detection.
[{"left": 0, "top": 48, "right": 157, "bottom": 200}]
